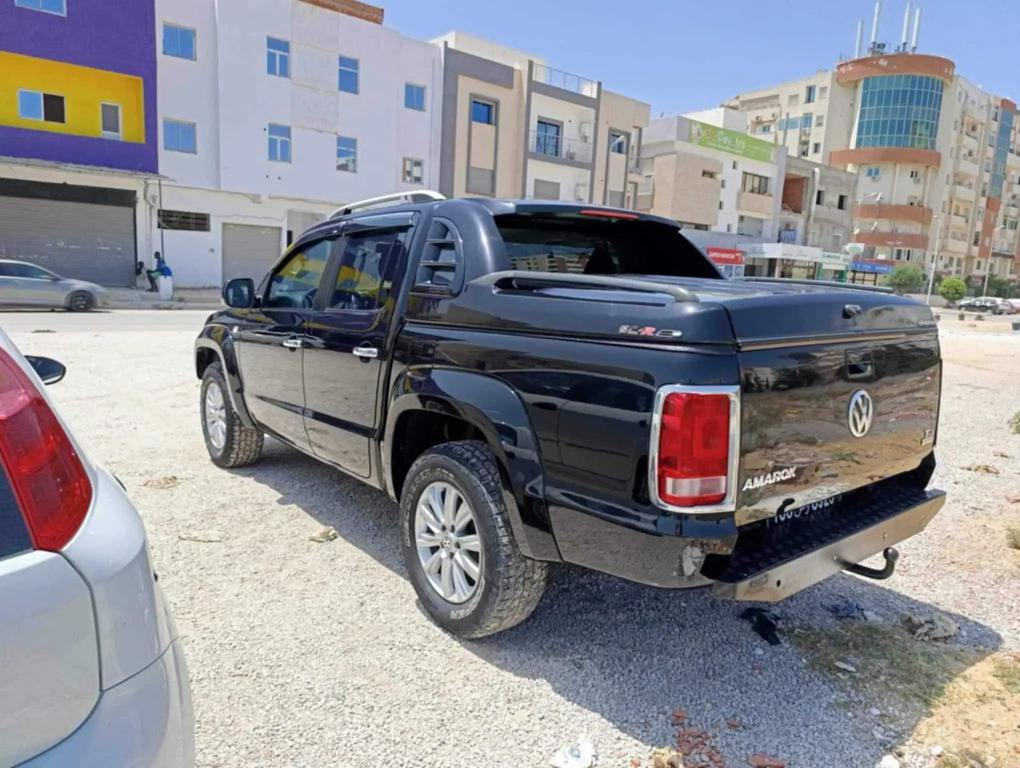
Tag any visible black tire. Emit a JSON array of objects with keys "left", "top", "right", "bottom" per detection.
[
  {"left": 67, "top": 291, "right": 95, "bottom": 312},
  {"left": 400, "top": 441, "right": 548, "bottom": 638},
  {"left": 200, "top": 362, "right": 263, "bottom": 468}
]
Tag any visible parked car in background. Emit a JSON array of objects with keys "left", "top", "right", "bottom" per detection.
[
  {"left": 1007, "top": 298, "right": 1020, "bottom": 313},
  {"left": 0, "top": 330, "right": 194, "bottom": 766},
  {"left": 0, "top": 260, "right": 103, "bottom": 311},
  {"left": 957, "top": 296, "right": 1014, "bottom": 314},
  {"left": 195, "top": 193, "right": 945, "bottom": 639}
]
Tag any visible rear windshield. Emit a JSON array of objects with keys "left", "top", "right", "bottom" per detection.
[{"left": 494, "top": 213, "right": 721, "bottom": 279}]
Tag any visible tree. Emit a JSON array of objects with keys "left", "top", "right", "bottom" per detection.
[
  {"left": 939, "top": 277, "right": 967, "bottom": 304},
  {"left": 883, "top": 264, "right": 926, "bottom": 293},
  {"left": 985, "top": 274, "right": 1019, "bottom": 299}
]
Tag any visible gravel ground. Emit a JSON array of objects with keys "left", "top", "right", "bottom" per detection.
[{"left": 5, "top": 311, "right": 1019, "bottom": 768}]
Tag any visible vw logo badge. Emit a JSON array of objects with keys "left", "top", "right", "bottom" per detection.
[{"left": 847, "top": 390, "right": 874, "bottom": 438}]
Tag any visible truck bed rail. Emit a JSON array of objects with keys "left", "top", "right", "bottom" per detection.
[{"left": 475, "top": 271, "right": 700, "bottom": 303}]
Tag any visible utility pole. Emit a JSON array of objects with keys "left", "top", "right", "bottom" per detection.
[{"left": 926, "top": 215, "right": 943, "bottom": 305}]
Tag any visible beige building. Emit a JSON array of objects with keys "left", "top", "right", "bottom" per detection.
[
  {"left": 727, "top": 33, "right": 1020, "bottom": 287},
  {"left": 434, "top": 32, "right": 648, "bottom": 206}
]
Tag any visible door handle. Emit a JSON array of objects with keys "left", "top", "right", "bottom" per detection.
[
  {"left": 352, "top": 344, "right": 379, "bottom": 359},
  {"left": 282, "top": 337, "right": 303, "bottom": 350}
]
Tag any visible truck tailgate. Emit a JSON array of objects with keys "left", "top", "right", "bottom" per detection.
[{"left": 722, "top": 286, "right": 941, "bottom": 520}]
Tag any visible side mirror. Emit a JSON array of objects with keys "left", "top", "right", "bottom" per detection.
[
  {"left": 223, "top": 278, "right": 255, "bottom": 308},
  {"left": 25, "top": 356, "right": 66, "bottom": 385}
]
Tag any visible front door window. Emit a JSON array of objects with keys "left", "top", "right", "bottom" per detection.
[{"left": 264, "top": 239, "right": 334, "bottom": 309}]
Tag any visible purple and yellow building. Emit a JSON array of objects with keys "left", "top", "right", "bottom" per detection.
[{"left": 0, "top": 0, "right": 157, "bottom": 285}]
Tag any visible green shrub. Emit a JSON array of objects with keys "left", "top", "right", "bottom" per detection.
[
  {"left": 939, "top": 277, "right": 967, "bottom": 304},
  {"left": 883, "top": 264, "right": 926, "bottom": 293}
]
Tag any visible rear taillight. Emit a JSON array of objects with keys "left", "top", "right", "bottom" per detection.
[
  {"left": 0, "top": 349, "right": 91, "bottom": 550},
  {"left": 653, "top": 388, "right": 737, "bottom": 509}
]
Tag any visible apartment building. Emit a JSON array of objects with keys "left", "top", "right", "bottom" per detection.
[
  {"left": 729, "top": 70, "right": 857, "bottom": 166},
  {"left": 155, "top": 0, "right": 443, "bottom": 286},
  {"left": 636, "top": 108, "right": 784, "bottom": 267},
  {"left": 0, "top": 0, "right": 157, "bottom": 286},
  {"left": 435, "top": 32, "right": 648, "bottom": 207},
  {"left": 728, "top": 11, "right": 1020, "bottom": 288}
]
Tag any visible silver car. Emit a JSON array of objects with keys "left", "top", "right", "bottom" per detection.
[
  {"left": 0, "top": 260, "right": 104, "bottom": 311},
  {"left": 0, "top": 330, "right": 194, "bottom": 767}
]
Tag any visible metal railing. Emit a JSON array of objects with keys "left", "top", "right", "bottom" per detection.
[
  {"left": 528, "top": 130, "right": 593, "bottom": 163},
  {"left": 778, "top": 229, "right": 799, "bottom": 244},
  {"left": 532, "top": 63, "right": 598, "bottom": 98}
]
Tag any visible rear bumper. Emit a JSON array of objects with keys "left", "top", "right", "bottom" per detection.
[
  {"left": 18, "top": 639, "right": 194, "bottom": 768},
  {"left": 712, "top": 489, "right": 945, "bottom": 601}
]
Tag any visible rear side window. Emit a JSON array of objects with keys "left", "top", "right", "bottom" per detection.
[
  {"left": 494, "top": 213, "right": 721, "bottom": 279},
  {"left": 328, "top": 229, "right": 408, "bottom": 310}
]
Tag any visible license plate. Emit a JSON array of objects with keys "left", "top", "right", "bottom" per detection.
[{"left": 767, "top": 493, "right": 844, "bottom": 528}]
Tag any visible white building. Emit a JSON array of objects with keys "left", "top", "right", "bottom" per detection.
[{"left": 155, "top": 0, "right": 442, "bottom": 286}]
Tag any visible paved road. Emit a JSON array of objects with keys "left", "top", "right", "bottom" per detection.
[{"left": 5, "top": 318, "right": 1018, "bottom": 768}]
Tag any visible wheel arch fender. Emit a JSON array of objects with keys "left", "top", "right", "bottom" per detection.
[
  {"left": 383, "top": 367, "right": 560, "bottom": 562},
  {"left": 195, "top": 326, "right": 256, "bottom": 429}
]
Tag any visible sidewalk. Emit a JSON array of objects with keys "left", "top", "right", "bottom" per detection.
[{"left": 101, "top": 287, "right": 222, "bottom": 310}]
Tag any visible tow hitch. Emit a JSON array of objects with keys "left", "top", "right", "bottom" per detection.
[{"left": 844, "top": 546, "right": 899, "bottom": 581}]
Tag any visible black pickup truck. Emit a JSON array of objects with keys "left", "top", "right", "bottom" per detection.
[{"left": 195, "top": 196, "right": 946, "bottom": 638}]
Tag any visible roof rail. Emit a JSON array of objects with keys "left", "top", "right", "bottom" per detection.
[{"left": 329, "top": 190, "right": 445, "bottom": 219}]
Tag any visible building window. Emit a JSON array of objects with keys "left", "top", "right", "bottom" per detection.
[
  {"left": 701, "top": 170, "right": 716, "bottom": 179},
  {"left": 855, "top": 74, "right": 944, "bottom": 150},
  {"left": 741, "top": 172, "right": 769, "bottom": 195},
  {"left": 336, "top": 135, "right": 357, "bottom": 172},
  {"left": 838, "top": 194, "right": 848, "bottom": 210},
  {"left": 816, "top": 115, "right": 825, "bottom": 127},
  {"left": 609, "top": 130, "right": 628, "bottom": 154},
  {"left": 805, "top": 85, "right": 816, "bottom": 103},
  {"left": 268, "top": 123, "right": 291, "bottom": 162},
  {"left": 163, "top": 24, "right": 196, "bottom": 60},
  {"left": 267, "top": 38, "right": 290, "bottom": 77},
  {"left": 402, "top": 157, "right": 423, "bottom": 185},
  {"left": 761, "top": 125, "right": 771, "bottom": 133},
  {"left": 158, "top": 210, "right": 210, "bottom": 231},
  {"left": 404, "top": 83, "right": 425, "bottom": 111},
  {"left": 18, "top": 90, "right": 65, "bottom": 123},
  {"left": 338, "top": 56, "right": 359, "bottom": 93},
  {"left": 802, "top": 114, "right": 813, "bottom": 129},
  {"left": 866, "top": 166, "right": 881, "bottom": 180},
  {"left": 816, "top": 190, "right": 825, "bottom": 205},
  {"left": 986, "top": 159, "right": 992, "bottom": 171},
  {"left": 100, "top": 103, "right": 121, "bottom": 139},
  {"left": 720, "top": 179, "right": 726, "bottom": 189},
  {"left": 14, "top": 0, "right": 65, "bottom": 15},
  {"left": 732, "top": 161, "right": 738, "bottom": 170},
  {"left": 163, "top": 119, "right": 196, "bottom": 153},
  {"left": 973, "top": 232, "right": 980, "bottom": 246},
  {"left": 832, "top": 232, "right": 843, "bottom": 247},
  {"left": 471, "top": 99, "right": 495, "bottom": 125},
  {"left": 812, "top": 142, "right": 821, "bottom": 154},
  {"left": 535, "top": 120, "right": 562, "bottom": 156},
  {"left": 719, "top": 200, "right": 724, "bottom": 210},
  {"left": 788, "top": 94, "right": 799, "bottom": 106},
  {"left": 819, "top": 86, "right": 828, "bottom": 99}
]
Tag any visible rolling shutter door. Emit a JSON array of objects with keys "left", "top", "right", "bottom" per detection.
[
  {"left": 0, "top": 196, "right": 136, "bottom": 286},
  {"left": 221, "top": 224, "right": 282, "bottom": 284}
]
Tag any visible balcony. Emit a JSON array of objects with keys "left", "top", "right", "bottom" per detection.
[
  {"left": 528, "top": 130, "right": 593, "bottom": 164},
  {"left": 853, "top": 231, "right": 929, "bottom": 249},
  {"left": 953, "top": 183, "right": 976, "bottom": 202},
  {"left": 737, "top": 190, "right": 774, "bottom": 217},
  {"left": 950, "top": 213, "right": 969, "bottom": 229},
  {"left": 532, "top": 63, "right": 598, "bottom": 98},
  {"left": 778, "top": 229, "right": 799, "bottom": 244},
  {"left": 961, "top": 132, "right": 979, "bottom": 151},
  {"left": 958, "top": 157, "right": 980, "bottom": 177},
  {"left": 945, "top": 235, "right": 968, "bottom": 254},
  {"left": 853, "top": 203, "right": 932, "bottom": 225}
]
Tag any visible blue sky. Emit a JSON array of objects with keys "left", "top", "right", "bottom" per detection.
[{"left": 383, "top": 0, "right": 1020, "bottom": 115}]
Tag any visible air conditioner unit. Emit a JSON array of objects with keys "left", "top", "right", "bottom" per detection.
[
  {"left": 579, "top": 122, "right": 592, "bottom": 141},
  {"left": 754, "top": 116, "right": 763, "bottom": 124},
  {"left": 913, "top": 177, "right": 922, "bottom": 184},
  {"left": 771, "top": 112, "right": 778, "bottom": 119},
  {"left": 574, "top": 183, "right": 588, "bottom": 201},
  {"left": 566, "top": 150, "right": 577, "bottom": 160}
]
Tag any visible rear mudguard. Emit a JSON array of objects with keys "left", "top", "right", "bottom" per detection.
[{"left": 384, "top": 367, "right": 561, "bottom": 562}]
